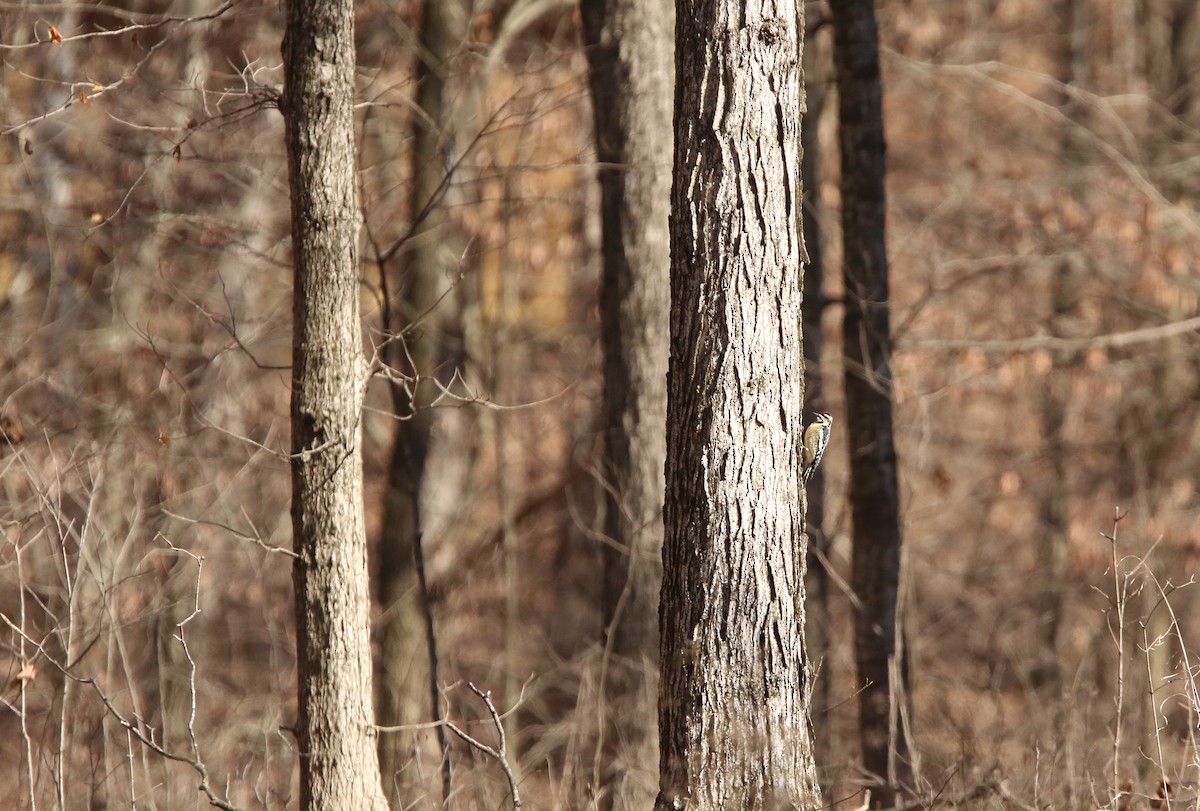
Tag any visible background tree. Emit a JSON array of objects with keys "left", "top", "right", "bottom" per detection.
[
  {"left": 371, "top": 0, "right": 467, "bottom": 802},
  {"left": 1032, "top": 0, "right": 1090, "bottom": 700},
  {"left": 4, "top": 2, "right": 1200, "bottom": 809},
  {"left": 580, "top": 0, "right": 672, "bottom": 804},
  {"left": 800, "top": 10, "right": 832, "bottom": 769},
  {"left": 657, "top": 0, "right": 820, "bottom": 807},
  {"left": 283, "top": 1, "right": 388, "bottom": 808},
  {"left": 831, "top": 0, "right": 910, "bottom": 802}
]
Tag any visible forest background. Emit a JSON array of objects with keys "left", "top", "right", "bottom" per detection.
[{"left": 2, "top": 0, "right": 1200, "bottom": 809}]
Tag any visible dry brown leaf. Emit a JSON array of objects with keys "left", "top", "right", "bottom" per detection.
[
  {"left": 48, "top": 25, "right": 62, "bottom": 44},
  {"left": 12, "top": 661, "right": 36, "bottom": 688},
  {"left": 0, "top": 413, "right": 24, "bottom": 445}
]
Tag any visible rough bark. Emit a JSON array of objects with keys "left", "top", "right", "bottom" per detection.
[
  {"left": 656, "top": 0, "right": 820, "bottom": 808},
  {"left": 580, "top": 0, "right": 672, "bottom": 805},
  {"left": 374, "top": 0, "right": 464, "bottom": 803},
  {"left": 282, "top": 1, "right": 389, "bottom": 809},
  {"left": 830, "top": 0, "right": 910, "bottom": 803}
]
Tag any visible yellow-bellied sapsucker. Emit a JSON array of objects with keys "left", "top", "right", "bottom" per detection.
[{"left": 801, "top": 412, "right": 833, "bottom": 484}]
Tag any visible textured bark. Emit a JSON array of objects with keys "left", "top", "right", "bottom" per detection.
[
  {"left": 282, "top": 1, "right": 389, "bottom": 809},
  {"left": 657, "top": 0, "right": 820, "bottom": 808},
  {"left": 581, "top": 0, "right": 672, "bottom": 805},
  {"left": 375, "top": 0, "right": 464, "bottom": 803},
  {"left": 831, "top": 0, "right": 910, "bottom": 803}
]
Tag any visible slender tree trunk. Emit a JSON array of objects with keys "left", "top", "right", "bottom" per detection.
[
  {"left": 831, "top": 0, "right": 911, "bottom": 803},
  {"left": 1035, "top": 0, "right": 1090, "bottom": 699},
  {"left": 282, "top": 2, "right": 389, "bottom": 809},
  {"left": 1035, "top": 266, "right": 1073, "bottom": 692},
  {"left": 657, "top": 0, "right": 820, "bottom": 808},
  {"left": 580, "top": 0, "right": 672, "bottom": 805},
  {"left": 800, "top": 24, "right": 831, "bottom": 769},
  {"left": 375, "top": 0, "right": 463, "bottom": 803},
  {"left": 1141, "top": 0, "right": 1200, "bottom": 122}
]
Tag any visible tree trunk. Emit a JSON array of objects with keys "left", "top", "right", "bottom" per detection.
[
  {"left": 657, "top": 0, "right": 820, "bottom": 807},
  {"left": 580, "top": 0, "right": 672, "bottom": 805},
  {"left": 1141, "top": 0, "right": 1200, "bottom": 122},
  {"left": 800, "top": 24, "right": 831, "bottom": 769},
  {"left": 830, "top": 0, "right": 911, "bottom": 803},
  {"left": 282, "top": 3, "right": 389, "bottom": 809},
  {"left": 1034, "top": 0, "right": 1090, "bottom": 700},
  {"left": 375, "top": 0, "right": 464, "bottom": 803}
]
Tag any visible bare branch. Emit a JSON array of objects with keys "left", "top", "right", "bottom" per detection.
[
  {"left": 0, "top": 2, "right": 235, "bottom": 51},
  {"left": 906, "top": 314, "right": 1200, "bottom": 354},
  {"left": 445, "top": 683, "right": 522, "bottom": 809}
]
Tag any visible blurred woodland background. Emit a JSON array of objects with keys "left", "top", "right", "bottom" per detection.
[{"left": 2, "top": 0, "right": 1200, "bottom": 808}]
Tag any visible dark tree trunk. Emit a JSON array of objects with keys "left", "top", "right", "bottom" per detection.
[
  {"left": 1035, "top": 0, "right": 1090, "bottom": 699},
  {"left": 800, "top": 23, "right": 831, "bottom": 768},
  {"left": 282, "top": 1, "right": 389, "bottom": 808},
  {"left": 581, "top": 0, "right": 672, "bottom": 804},
  {"left": 374, "top": 0, "right": 464, "bottom": 803},
  {"left": 830, "top": 0, "right": 910, "bottom": 804},
  {"left": 656, "top": 0, "right": 821, "bottom": 807},
  {"left": 1141, "top": 0, "right": 1200, "bottom": 122}
]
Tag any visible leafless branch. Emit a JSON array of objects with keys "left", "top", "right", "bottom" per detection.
[
  {"left": 445, "top": 682, "right": 522, "bottom": 809},
  {"left": 886, "top": 53, "right": 1200, "bottom": 240},
  {"left": 905, "top": 314, "right": 1200, "bottom": 354},
  {"left": 0, "top": 2, "right": 235, "bottom": 50},
  {"left": 1, "top": 596, "right": 243, "bottom": 811},
  {"left": 160, "top": 509, "right": 298, "bottom": 559},
  {"left": 3, "top": 34, "right": 171, "bottom": 135}
]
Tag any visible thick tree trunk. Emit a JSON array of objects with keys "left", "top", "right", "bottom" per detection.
[
  {"left": 830, "top": 0, "right": 911, "bottom": 804},
  {"left": 580, "top": 0, "right": 672, "bottom": 805},
  {"left": 282, "top": 2, "right": 389, "bottom": 809},
  {"left": 656, "top": 0, "right": 820, "bottom": 808},
  {"left": 375, "top": 0, "right": 464, "bottom": 803}
]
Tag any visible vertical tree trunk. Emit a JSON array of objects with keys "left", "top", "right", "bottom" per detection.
[
  {"left": 1141, "top": 0, "right": 1200, "bottom": 122},
  {"left": 1036, "top": 266, "right": 1071, "bottom": 691},
  {"left": 657, "top": 0, "right": 820, "bottom": 808},
  {"left": 580, "top": 0, "right": 672, "bottom": 805},
  {"left": 282, "top": 3, "right": 389, "bottom": 810},
  {"left": 374, "top": 0, "right": 464, "bottom": 803},
  {"left": 1137, "top": 0, "right": 1200, "bottom": 202},
  {"left": 831, "top": 0, "right": 910, "bottom": 803},
  {"left": 800, "top": 25, "right": 831, "bottom": 768},
  {"left": 1036, "top": 0, "right": 1090, "bottom": 699}
]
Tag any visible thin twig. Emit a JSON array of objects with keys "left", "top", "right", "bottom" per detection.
[
  {"left": 445, "top": 683, "right": 522, "bottom": 809},
  {"left": 413, "top": 530, "right": 452, "bottom": 802},
  {"left": 907, "top": 314, "right": 1200, "bottom": 354},
  {"left": 0, "top": 2, "right": 234, "bottom": 50},
  {"left": 1102, "top": 508, "right": 1128, "bottom": 801}
]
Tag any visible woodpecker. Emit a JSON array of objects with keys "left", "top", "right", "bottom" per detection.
[{"left": 801, "top": 412, "right": 833, "bottom": 484}]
